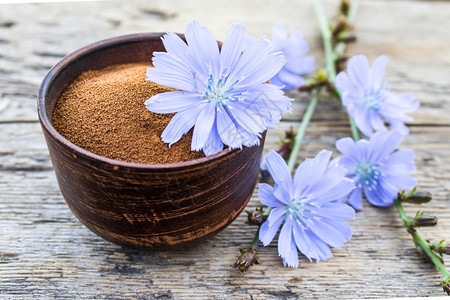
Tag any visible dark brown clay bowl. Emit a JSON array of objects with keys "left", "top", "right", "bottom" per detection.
[{"left": 37, "top": 33, "right": 265, "bottom": 250}]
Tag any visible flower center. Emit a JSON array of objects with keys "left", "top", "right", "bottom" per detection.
[
  {"left": 355, "top": 161, "right": 382, "bottom": 190},
  {"left": 202, "top": 74, "right": 241, "bottom": 107},
  {"left": 286, "top": 197, "right": 319, "bottom": 228},
  {"left": 361, "top": 85, "right": 390, "bottom": 110}
]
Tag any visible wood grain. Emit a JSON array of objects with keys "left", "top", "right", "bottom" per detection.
[{"left": 0, "top": 0, "right": 449, "bottom": 298}]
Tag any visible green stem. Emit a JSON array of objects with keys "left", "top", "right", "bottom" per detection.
[
  {"left": 334, "top": 0, "right": 360, "bottom": 57},
  {"left": 251, "top": 229, "right": 260, "bottom": 250},
  {"left": 394, "top": 199, "right": 450, "bottom": 278},
  {"left": 315, "top": 0, "right": 361, "bottom": 141},
  {"left": 314, "top": 0, "right": 335, "bottom": 80},
  {"left": 348, "top": 115, "right": 360, "bottom": 141},
  {"left": 251, "top": 207, "right": 273, "bottom": 250},
  {"left": 287, "top": 89, "right": 321, "bottom": 172}
]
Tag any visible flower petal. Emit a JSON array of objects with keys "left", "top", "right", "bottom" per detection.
[
  {"left": 364, "top": 179, "right": 398, "bottom": 207},
  {"left": 347, "top": 54, "right": 370, "bottom": 90},
  {"left": 352, "top": 106, "right": 373, "bottom": 137},
  {"left": 348, "top": 188, "right": 363, "bottom": 211},
  {"left": 228, "top": 37, "right": 272, "bottom": 84},
  {"left": 284, "top": 55, "right": 315, "bottom": 76},
  {"left": 335, "top": 71, "right": 358, "bottom": 95},
  {"left": 283, "top": 30, "right": 310, "bottom": 58},
  {"left": 146, "top": 65, "right": 197, "bottom": 92},
  {"left": 145, "top": 91, "right": 201, "bottom": 113},
  {"left": 380, "top": 149, "right": 416, "bottom": 175},
  {"left": 384, "top": 174, "right": 417, "bottom": 190},
  {"left": 388, "top": 118, "right": 410, "bottom": 135},
  {"left": 264, "top": 151, "right": 292, "bottom": 196},
  {"left": 185, "top": 20, "right": 220, "bottom": 80},
  {"left": 271, "top": 69, "right": 305, "bottom": 90},
  {"left": 318, "top": 203, "right": 356, "bottom": 221},
  {"left": 216, "top": 108, "right": 242, "bottom": 149},
  {"left": 293, "top": 150, "right": 332, "bottom": 196},
  {"left": 238, "top": 52, "right": 287, "bottom": 88},
  {"left": 369, "top": 55, "right": 389, "bottom": 89},
  {"left": 258, "top": 183, "right": 283, "bottom": 207},
  {"left": 191, "top": 103, "right": 216, "bottom": 151},
  {"left": 271, "top": 23, "right": 288, "bottom": 49},
  {"left": 259, "top": 208, "right": 285, "bottom": 246},
  {"left": 228, "top": 102, "right": 267, "bottom": 135},
  {"left": 278, "top": 217, "right": 298, "bottom": 268},
  {"left": 202, "top": 119, "right": 224, "bottom": 156},
  {"left": 161, "top": 103, "right": 207, "bottom": 146},
  {"left": 311, "top": 176, "right": 355, "bottom": 203},
  {"left": 220, "top": 23, "right": 247, "bottom": 74},
  {"left": 292, "top": 222, "right": 315, "bottom": 262},
  {"left": 336, "top": 137, "right": 358, "bottom": 158},
  {"left": 369, "top": 110, "right": 386, "bottom": 132},
  {"left": 160, "top": 32, "right": 208, "bottom": 89},
  {"left": 368, "top": 130, "right": 403, "bottom": 162},
  {"left": 308, "top": 233, "right": 334, "bottom": 261},
  {"left": 235, "top": 123, "right": 261, "bottom": 147},
  {"left": 308, "top": 219, "right": 352, "bottom": 249}
]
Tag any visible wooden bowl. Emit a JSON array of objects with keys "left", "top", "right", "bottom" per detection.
[{"left": 37, "top": 33, "right": 265, "bottom": 249}]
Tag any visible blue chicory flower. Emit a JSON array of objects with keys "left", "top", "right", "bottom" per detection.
[
  {"left": 269, "top": 23, "right": 315, "bottom": 90},
  {"left": 145, "top": 20, "right": 292, "bottom": 156},
  {"left": 334, "top": 130, "right": 417, "bottom": 210},
  {"left": 258, "top": 150, "right": 355, "bottom": 268},
  {"left": 335, "top": 55, "right": 420, "bottom": 137}
]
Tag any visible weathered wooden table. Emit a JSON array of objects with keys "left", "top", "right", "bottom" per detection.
[{"left": 1, "top": 0, "right": 449, "bottom": 298}]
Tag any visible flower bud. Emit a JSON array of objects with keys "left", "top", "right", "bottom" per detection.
[
  {"left": 441, "top": 279, "right": 450, "bottom": 295},
  {"left": 411, "top": 214, "right": 438, "bottom": 227},
  {"left": 336, "top": 34, "right": 357, "bottom": 43},
  {"left": 233, "top": 247, "right": 259, "bottom": 273},
  {"left": 247, "top": 210, "right": 264, "bottom": 225},
  {"left": 332, "top": 16, "right": 348, "bottom": 37},
  {"left": 340, "top": 0, "right": 350, "bottom": 15},
  {"left": 402, "top": 191, "right": 432, "bottom": 204},
  {"left": 430, "top": 241, "right": 450, "bottom": 255}
]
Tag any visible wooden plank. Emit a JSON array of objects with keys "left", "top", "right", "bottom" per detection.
[
  {"left": 0, "top": 122, "right": 449, "bottom": 298},
  {"left": 0, "top": 0, "right": 449, "bottom": 124},
  {"left": 0, "top": 0, "right": 449, "bottom": 298}
]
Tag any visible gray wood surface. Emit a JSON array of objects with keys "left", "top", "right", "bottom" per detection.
[{"left": 1, "top": 0, "right": 449, "bottom": 298}]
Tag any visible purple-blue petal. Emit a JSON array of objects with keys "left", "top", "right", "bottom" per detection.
[
  {"left": 278, "top": 217, "right": 299, "bottom": 268},
  {"left": 380, "top": 149, "right": 416, "bottom": 174},
  {"left": 220, "top": 23, "right": 247, "bottom": 75},
  {"left": 318, "top": 203, "right": 356, "bottom": 221},
  {"left": 216, "top": 108, "right": 242, "bottom": 148},
  {"left": 346, "top": 54, "right": 370, "bottom": 90},
  {"left": 161, "top": 103, "right": 206, "bottom": 146},
  {"left": 145, "top": 91, "right": 201, "bottom": 113},
  {"left": 258, "top": 183, "right": 283, "bottom": 207},
  {"left": 191, "top": 103, "right": 216, "bottom": 151},
  {"left": 259, "top": 208, "right": 285, "bottom": 246},
  {"left": 271, "top": 23, "right": 288, "bottom": 48},
  {"left": 185, "top": 20, "right": 220, "bottom": 81},
  {"left": 368, "top": 130, "right": 403, "bottom": 162},
  {"left": 369, "top": 55, "right": 389, "bottom": 90},
  {"left": 364, "top": 178, "right": 398, "bottom": 207},
  {"left": 293, "top": 150, "right": 332, "bottom": 196},
  {"left": 262, "top": 151, "right": 292, "bottom": 194},
  {"left": 271, "top": 69, "right": 305, "bottom": 90},
  {"left": 237, "top": 52, "right": 287, "bottom": 88},
  {"left": 348, "top": 188, "right": 363, "bottom": 211},
  {"left": 203, "top": 119, "right": 224, "bottom": 156}
]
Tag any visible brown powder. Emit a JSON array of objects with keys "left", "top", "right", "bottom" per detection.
[{"left": 52, "top": 62, "right": 205, "bottom": 164}]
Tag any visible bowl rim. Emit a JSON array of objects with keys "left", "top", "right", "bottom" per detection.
[{"left": 37, "top": 32, "right": 241, "bottom": 171}]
